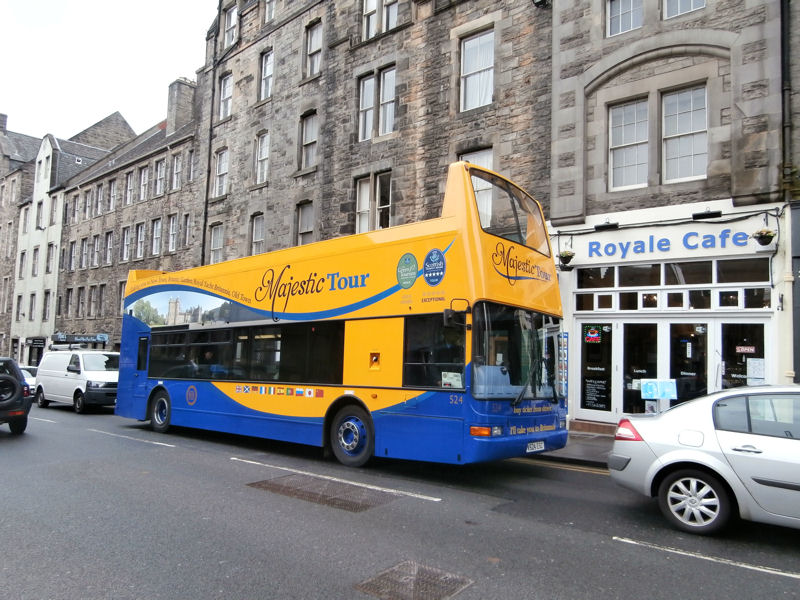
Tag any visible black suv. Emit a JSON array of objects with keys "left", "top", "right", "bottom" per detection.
[{"left": 0, "top": 357, "right": 32, "bottom": 435}]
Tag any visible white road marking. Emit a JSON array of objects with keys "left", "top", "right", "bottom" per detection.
[
  {"left": 30, "top": 416, "right": 58, "bottom": 423},
  {"left": 614, "top": 536, "right": 800, "bottom": 580},
  {"left": 231, "top": 456, "right": 442, "bottom": 502},
  {"left": 88, "top": 428, "right": 176, "bottom": 448}
]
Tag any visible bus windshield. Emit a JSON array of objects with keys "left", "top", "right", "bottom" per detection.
[
  {"left": 472, "top": 302, "right": 559, "bottom": 402},
  {"left": 469, "top": 169, "right": 550, "bottom": 257}
]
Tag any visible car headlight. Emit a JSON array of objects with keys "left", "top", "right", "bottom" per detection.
[{"left": 86, "top": 381, "right": 107, "bottom": 389}]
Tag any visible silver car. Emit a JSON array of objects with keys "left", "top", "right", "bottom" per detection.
[{"left": 608, "top": 386, "right": 800, "bottom": 535}]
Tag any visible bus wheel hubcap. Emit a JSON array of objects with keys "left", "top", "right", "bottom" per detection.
[{"left": 338, "top": 418, "right": 365, "bottom": 453}]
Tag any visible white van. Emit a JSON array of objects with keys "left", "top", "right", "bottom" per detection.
[{"left": 35, "top": 350, "right": 119, "bottom": 413}]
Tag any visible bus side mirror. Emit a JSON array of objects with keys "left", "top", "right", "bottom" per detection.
[{"left": 443, "top": 309, "right": 470, "bottom": 329}]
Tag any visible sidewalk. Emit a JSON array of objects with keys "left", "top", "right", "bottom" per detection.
[{"left": 540, "top": 431, "right": 614, "bottom": 468}]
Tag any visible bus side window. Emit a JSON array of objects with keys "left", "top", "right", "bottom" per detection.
[{"left": 403, "top": 315, "right": 465, "bottom": 388}]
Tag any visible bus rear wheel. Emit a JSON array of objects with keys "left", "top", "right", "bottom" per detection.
[
  {"left": 330, "top": 405, "right": 374, "bottom": 467},
  {"left": 150, "top": 392, "right": 171, "bottom": 433}
]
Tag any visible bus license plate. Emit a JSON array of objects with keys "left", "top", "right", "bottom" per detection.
[{"left": 526, "top": 441, "right": 545, "bottom": 453}]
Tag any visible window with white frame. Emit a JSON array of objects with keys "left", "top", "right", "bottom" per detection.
[
  {"left": 31, "top": 246, "right": 39, "bottom": 277},
  {"left": 28, "top": 293, "right": 35, "bottom": 321},
  {"left": 210, "top": 224, "right": 224, "bottom": 264},
  {"left": 80, "top": 238, "right": 88, "bottom": 269},
  {"left": 65, "top": 289, "right": 73, "bottom": 317},
  {"left": 355, "top": 171, "right": 392, "bottom": 233},
  {"left": 36, "top": 200, "right": 43, "bottom": 228},
  {"left": 251, "top": 213, "right": 265, "bottom": 255},
  {"left": 168, "top": 214, "right": 178, "bottom": 252},
  {"left": 77, "top": 287, "right": 85, "bottom": 318},
  {"left": 297, "top": 202, "right": 314, "bottom": 245},
  {"left": 362, "top": 0, "right": 397, "bottom": 40},
  {"left": 95, "top": 183, "right": 103, "bottom": 215},
  {"left": 265, "top": 0, "right": 275, "bottom": 21},
  {"left": 182, "top": 213, "right": 191, "bottom": 247},
  {"left": 151, "top": 218, "right": 162, "bottom": 255},
  {"left": 22, "top": 206, "right": 29, "bottom": 233},
  {"left": 301, "top": 113, "right": 318, "bottom": 169},
  {"left": 215, "top": 149, "right": 229, "bottom": 196},
  {"left": 220, "top": 74, "right": 233, "bottom": 119},
  {"left": 88, "top": 286, "right": 96, "bottom": 317},
  {"left": 68, "top": 241, "right": 76, "bottom": 271},
  {"left": 15, "top": 295, "right": 22, "bottom": 321},
  {"left": 125, "top": 172, "right": 134, "bottom": 204},
  {"left": 135, "top": 223, "right": 145, "bottom": 259},
  {"left": 18, "top": 250, "right": 26, "bottom": 278},
  {"left": 155, "top": 159, "right": 166, "bottom": 195},
  {"left": 121, "top": 227, "right": 131, "bottom": 261},
  {"left": 118, "top": 281, "right": 126, "bottom": 315},
  {"left": 359, "top": 66, "right": 396, "bottom": 141},
  {"left": 460, "top": 30, "right": 494, "bottom": 112},
  {"left": 92, "top": 235, "right": 100, "bottom": 267},
  {"left": 607, "top": 0, "right": 643, "bottom": 37},
  {"left": 83, "top": 191, "right": 91, "bottom": 220},
  {"left": 256, "top": 132, "right": 270, "bottom": 184},
  {"left": 609, "top": 98, "right": 648, "bottom": 190},
  {"left": 260, "top": 51, "right": 274, "bottom": 101},
  {"left": 139, "top": 166, "right": 149, "bottom": 201},
  {"left": 49, "top": 195, "right": 58, "bottom": 225},
  {"left": 663, "top": 85, "right": 707, "bottom": 182},
  {"left": 305, "top": 21, "right": 322, "bottom": 77},
  {"left": 108, "top": 179, "right": 117, "bottom": 211},
  {"left": 46, "top": 243, "right": 55, "bottom": 273},
  {"left": 43, "top": 290, "right": 50, "bottom": 321},
  {"left": 171, "top": 154, "right": 182, "bottom": 190},
  {"left": 224, "top": 4, "right": 238, "bottom": 47},
  {"left": 104, "top": 232, "right": 113, "bottom": 264},
  {"left": 664, "top": 0, "right": 704, "bottom": 19}
]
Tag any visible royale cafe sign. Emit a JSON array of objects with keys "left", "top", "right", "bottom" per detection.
[{"left": 588, "top": 228, "right": 749, "bottom": 260}]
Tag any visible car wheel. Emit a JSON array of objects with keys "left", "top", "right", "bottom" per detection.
[
  {"left": 150, "top": 391, "right": 171, "bottom": 433},
  {"left": 8, "top": 417, "right": 27, "bottom": 435},
  {"left": 73, "top": 391, "right": 87, "bottom": 414},
  {"left": 330, "top": 405, "right": 374, "bottom": 467},
  {"left": 36, "top": 388, "right": 50, "bottom": 408},
  {"left": 657, "top": 469, "right": 732, "bottom": 535}
]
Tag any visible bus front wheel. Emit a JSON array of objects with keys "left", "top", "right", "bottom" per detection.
[
  {"left": 150, "top": 392, "right": 171, "bottom": 434},
  {"left": 330, "top": 405, "right": 374, "bottom": 467}
]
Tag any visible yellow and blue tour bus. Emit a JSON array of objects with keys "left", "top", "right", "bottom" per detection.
[{"left": 117, "top": 162, "right": 567, "bottom": 466}]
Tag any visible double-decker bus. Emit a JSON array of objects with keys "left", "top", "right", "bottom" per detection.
[{"left": 116, "top": 162, "right": 567, "bottom": 466}]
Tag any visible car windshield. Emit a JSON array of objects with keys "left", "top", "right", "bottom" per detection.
[{"left": 84, "top": 354, "right": 119, "bottom": 371}]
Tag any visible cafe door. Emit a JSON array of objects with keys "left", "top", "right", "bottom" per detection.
[{"left": 574, "top": 319, "right": 769, "bottom": 423}]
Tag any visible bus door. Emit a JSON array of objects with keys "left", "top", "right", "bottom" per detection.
[{"left": 117, "top": 314, "right": 151, "bottom": 420}]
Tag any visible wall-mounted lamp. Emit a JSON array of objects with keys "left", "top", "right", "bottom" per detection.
[
  {"left": 594, "top": 221, "right": 619, "bottom": 231},
  {"left": 692, "top": 209, "right": 722, "bottom": 220}
]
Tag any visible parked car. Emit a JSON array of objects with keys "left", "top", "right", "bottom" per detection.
[
  {"left": 19, "top": 365, "right": 37, "bottom": 388},
  {"left": 0, "top": 357, "right": 32, "bottom": 434},
  {"left": 609, "top": 386, "right": 800, "bottom": 535},
  {"left": 35, "top": 350, "right": 119, "bottom": 413}
]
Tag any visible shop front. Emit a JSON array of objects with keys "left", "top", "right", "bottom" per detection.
[{"left": 553, "top": 199, "right": 791, "bottom": 425}]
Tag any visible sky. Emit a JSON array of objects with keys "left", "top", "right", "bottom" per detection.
[{"left": 0, "top": 0, "right": 220, "bottom": 140}]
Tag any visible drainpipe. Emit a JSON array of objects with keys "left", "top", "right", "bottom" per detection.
[{"left": 201, "top": 0, "right": 222, "bottom": 266}]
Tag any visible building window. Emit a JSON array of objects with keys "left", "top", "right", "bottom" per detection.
[
  {"left": 36, "top": 200, "right": 44, "bottom": 229},
  {"left": 297, "top": 202, "right": 314, "bottom": 245},
  {"left": 118, "top": 281, "right": 126, "bottom": 315},
  {"left": 260, "top": 51, "right": 274, "bottom": 101},
  {"left": 65, "top": 289, "right": 73, "bottom": 317},
  {"left": 607, "top": 0, "right": 643, "bottom": 37},
  {"left": 305, "top": 21, "right": 322, "bottom": 77},
  {"left": 104, "top": 232, "right": 113, "bottom": 264},
  {"left": 215, "top": 149, "right": 229, "bottom": 196},
  {"left": 15, "top": 295, "right": 22, "bottom": 321},
  {"left": 83, "top": 191, "right": 91, "bottom": 220},
  {"left": 121, "top": 227, "right": 131, "bottom": 261},
  {"left": 220, "top": 74, "right": 233, "bottom": 119},
  {"left": 265, "top": 0, "right": 275, "bottom": 21},
  {"left": 301, "top": 113, "right": 318, "bottom": 169},
  {"left": 664, "top": 0, "right": 704, "bottom": 19},
  {"left": 68, "top": 241, "right": 76, "bottom": 271},
  {"left": 151, "top": 218, "right": 162, "bottom": 256},
  {"left": 359, "top": 67, "right": 396, "bottom": 141},
  {"left": 72, "top": 195, "right": 79, "bottom": 223},
  {"left": 168, "top": 214, "right": 178, "bottom": 252},
  {"left": 22, "top": 206, "right": 29, "bottom": 233},
  {"left": 251, "top": 214, "right": 265, "bottom": 255},
  {"left": 95, "top": 183, "right": 103, "bottom": 215},
  {"left": 210, "top": 224, "right": 224, "bottom": 264},
  {"left": 171, "top": 154, "right": 182, "bottom": 191},
  {"left": 49, "top": 195, "right": 58, "bottom": 225},
  {"left": 182, "top": 214, "right": 192, "bottom": 247},
  {"left": 135, "top": 223, "right": 145, "bottom": 259},
  {"left": 125, "top": 172, "right": 134, "bottom": 205},
  {"left": 139, "top": 166, "right": 149, "bottom": 201},
  {"left": 80, "top": 238, "right": 88, "bottom": 269},
  {"left": 609, "top": 98, "right": 648, "bottom": 190},
  {"left": 362, "top": 0, "right": 397, "bottom": 40},
  {"left": 356, "top": 172, "right": 392, "bottom": 233},
  {"left": 460, "top": 30, "right": 494, "bottom": 112},
  {"left": 188, "top": 150, "right": 195, "bottom": 181},
  {"left": 109, "top": 179, "right": 117, "bottom": 211},
  {"left": 28, "top": 294, "right": 35, "bottom": 321},
  {"left": 98, "top": 284, "right": 106, "bottom": 317},
  {"left": 92, "top": 235, "right": 100, "bottom": 267},
  {"left": 224, "top": 4, "right": 238, "bottom": 47},
  {"left": 663, "top": 86, "right": 707, "bottom": 183},
  {"left": 45, "top": 243, "right": 55, "bottom": 274},
  {"left": 42, "top": 290, "right": 51, "bottom": 322},
  {"left": 88, "top": 286, "right": 97, "bottom": 317},
  {"left": 155, "top": 159, "right": 166, "bottom": 195},
  {"left": 31, "top": 247, "right": 39, "bottom": 277},
  {"left": 256, "top": 132, "right": 270, "bottom": 184},
  {"left": 77, "top": 287, "right": 85, "bottom": 318}
]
